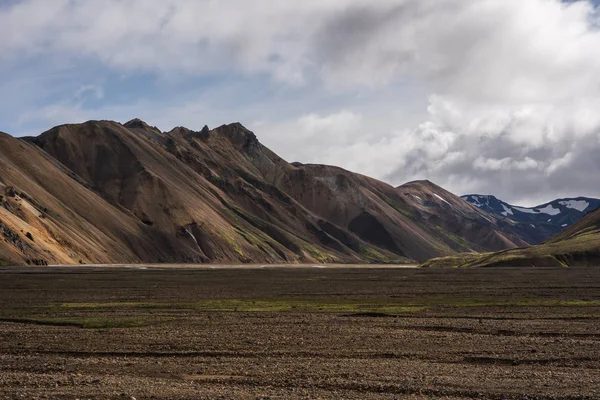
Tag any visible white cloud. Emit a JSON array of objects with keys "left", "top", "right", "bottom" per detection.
[
  {"left": 2, "top": 0, "right": 600, "bottom": 205},
  {"left": 473, "top": 156, "right": 539, "bottom": 172}
]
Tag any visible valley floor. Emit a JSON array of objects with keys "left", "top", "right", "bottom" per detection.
[{"left": 0, "top": 266, "right": 599, "bottom": 399}]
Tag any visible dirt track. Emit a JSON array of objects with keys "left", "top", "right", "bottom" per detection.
[{"left": 1, "top": 266, "right": 599, "bottom": 399}]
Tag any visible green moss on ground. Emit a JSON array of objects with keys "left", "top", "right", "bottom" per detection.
[
  {"left": 358, "top": 246, "right": 406, "bottom": 264},
  {"left": 58, "top": 299, "right": 425, "bottom": 314},
  {"left": 433, "top": 226, "right": 475, "bottom": 250},
  {"left": 0, "top": 316, "right": 167, "bottom": 329},
  {"left": 4, "top": 296, "right": 599, "bottom": 330},
  {"left": 218, "top": 231, "right": 248, "bottom": 260},
  {"left": 301, "top": 245, "right": 334, "bottom": 264},
  {"left": 378, "top": 194, "right": 414, "bottom": 218},
  {"left": 420, "top": 253, "right": 486, "bottom": 268},
  {"left": 59, "top": 297, "right": 600, "bottom": 313},
  {"left": 233, "top": 227, "right": 278, "bottom": 257}
]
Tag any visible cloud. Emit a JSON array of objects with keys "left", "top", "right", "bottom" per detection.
[
  {"left": 2, "top": 0, "right": 600, "bottom": 205},
  {"left": 385, "top": 94, "right": 600, "bottom": 205},
  {"left": 16, "top": 84, "right": 104, "bottom": 129}
]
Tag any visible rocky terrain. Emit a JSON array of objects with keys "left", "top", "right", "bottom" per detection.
[
  {"left": 0, "top": 265, "right": 599, "bottom": 399},
  {"left": 0, "top": 119, "right": 549, "bottom": 266}
]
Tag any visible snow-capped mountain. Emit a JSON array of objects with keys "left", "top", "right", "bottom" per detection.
[{"left": 461, "top": 194, "right": 600, "bottom": 243}]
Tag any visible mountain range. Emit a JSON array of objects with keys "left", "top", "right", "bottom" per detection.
[
  {"left": 462, "top": 194, "right": 600, "bottom": 243},
  {"left": 0, "top": 119, "right": 597, "bottom": 267},
  {"left": 421, "top": 205, "right": 600, "bottom": 268}
]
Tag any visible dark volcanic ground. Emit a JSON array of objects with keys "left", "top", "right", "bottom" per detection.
[{"left": 1, "top": 266, "right": 600, "bottom": 399}]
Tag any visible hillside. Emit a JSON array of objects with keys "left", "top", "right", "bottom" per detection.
[
  {"left": 462, "top": 194, "right": 600, "bottom": 243},
  {"left": 0, "top": 131, "right": 181, "bottom": 266},
  {"left": 0, "top": 118, "right": 559, "bottom": 266},
  {"left": 396, "top": 180, "right": 530, "bottom": 251},
  {"left": 421, "top": 207, "right": 600, "bottom": 268},
  {"left": 29, "top": 119, "right": 472, "bottom": 263},
  {"left": 26, "top": 120, "right": 397, "bottom": 265}
]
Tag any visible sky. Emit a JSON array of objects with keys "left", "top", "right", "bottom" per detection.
[{"left": 1, "top": 0, "right": 600, "bottom": 206}]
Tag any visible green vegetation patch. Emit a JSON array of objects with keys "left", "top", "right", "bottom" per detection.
[
  {"left": 58, "top": 297, "right": 600, "bottom": 312},
  {"left": 358, "top": 246, "right": 407, "bottom": 264},
  {"left": 301, "top": 244, "right": 334, "bottom": 264},
  {"left": 4, "top": 296, "right": 598, "bottom": 330},
  {"left": 60, "top": 302, "right": 161, "bottom": 309},
  {"left": 420, "top": 229, "right": 600, "bottom": 268},
  {"left": 218, "top": 231, "right": 248, "bottom": 261},
  {"left": 420, "top": 253, "right": 485, "bottom": 268},
  {"left": 378, "top": 194, "right": 414, "bottom": 218},
  {"left": 0, "top": 316, "right": 167, "bottom": 329},
  {"left": 398, "top": 297, "right": 600, "bottom": 308},
  {"left": 60, "top": 299, "right": 425, "bottom": 314},
  {"left": 191, "top": 299, "right": 425, "bottom": 314},
  {"left": 433, "top": 226, "right": 476, "bottom": 250}
]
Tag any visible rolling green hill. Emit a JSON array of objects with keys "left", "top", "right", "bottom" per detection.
[{"left": 421, "top": 207, "right": 600, "bottom": 268}]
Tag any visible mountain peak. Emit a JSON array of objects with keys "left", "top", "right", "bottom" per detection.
[
  {"left": 403, "top": 179, "right": 434, "bottom": 186},
  {"left": 212, "top": 122, "right": 259, "bottom": 151},
  {"left": 463, "top": 193, "right": 497, "bottom": 199},
  {"left": 124, "top": 118, "right": 151, "bottom": 129},
  {"left": 461, "top": 194, "right": 499, "bottom": 203},
  {"left": 462, "top": 194, "right": 600, "bottom": 243},
  {"left": 123, "top": 118, "right": 163, "bottom": 137},
  {"left": 397, "top": 179, "right": 446, "bottom": 192}
]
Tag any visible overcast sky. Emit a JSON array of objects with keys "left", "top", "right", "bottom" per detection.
[{"left": 1, "top": 0, "right": 600, "bottom": 206}]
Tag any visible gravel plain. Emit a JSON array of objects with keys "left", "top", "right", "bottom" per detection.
[{"left": 0, "top": 266, "right": 599, "bottom": 399}]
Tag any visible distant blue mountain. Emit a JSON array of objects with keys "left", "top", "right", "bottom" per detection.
[{"left": 461, "top": 194, "right": 600, "bottom": 243}]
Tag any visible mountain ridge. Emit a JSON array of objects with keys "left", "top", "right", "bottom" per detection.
[
  {"left": 0, "top": 118, "right": 593, "bottom": 266},
  {"left": 462, "top": 194, "right": 600, "bottom": 244},
  {"left": 421, "top": 205, "right": 600, "bottom": 269}
]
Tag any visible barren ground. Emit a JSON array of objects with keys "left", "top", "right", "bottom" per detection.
[{"left": 0, "top": 265, "right": 599, "bottom": 399}]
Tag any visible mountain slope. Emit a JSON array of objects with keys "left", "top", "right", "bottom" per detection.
[
  {"left": 397, "top": 180, "right": 530, "bottom": 252},
  {"left": 0, "top": 118, "right": 560, "bottom": 266},
  {"left": 28, "top": 120, "right": 364, "bottom": 264},
  {"left": 0, "top": 131, "right": 191, "bottom": 266},
  {"left": 28, "top": 120, "right": 435, "bottom": 263},
  {"left": 462, "top": 194, "right": 600, "bottom": 243},
  {"left": 162, "top": 123, "right": 431, "bottom": 261},
  {"left": 155, "top": 123, "right": 538, "bottom": 261},
  {"left": 421, "top": 207, "right": 600, "bottom": 268}
]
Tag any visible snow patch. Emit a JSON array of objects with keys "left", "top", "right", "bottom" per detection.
[
  {"left": 501, "top": 204, "right": 513, "bottom": 216},
  {"left": 465, "top": 195, "right": 491, "bottom": 208},
  {"left": 434, "top": 193, "right": 451, "bottom": 205},
  {"left": 536, "top": 204, "right": 561, "bottom": 216},
  {"left": 559, "top": 200, "right": 589, "bottom": 212},
  {"left": 184, "top": 226, "right": 204, "bottom": 254},
  {"left": 513, "top": 205, "right": 560, "bottom": 215},
  {"left": 513, "top": 206, "right": 537, "bottom": 214}
]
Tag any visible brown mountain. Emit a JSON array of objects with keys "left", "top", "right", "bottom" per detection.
[
  {"left": 396, "top": 180, "right": 530, "bottom": 252},
  {"left": 0, "top": 131, "right": 184, "bottom": 266},
  {"left": 0, "top": 119, "right": 537, "bottom": 266}
]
